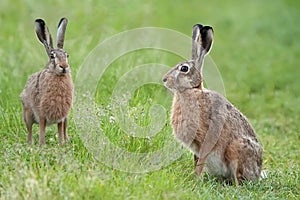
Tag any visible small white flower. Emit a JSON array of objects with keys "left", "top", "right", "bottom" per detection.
[{"left": 109, "top": 116, "right": 115, "bottom": 123}]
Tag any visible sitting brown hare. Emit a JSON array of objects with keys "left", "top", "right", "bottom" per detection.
[{"left": 163, "top": 24, "right": 263, "bottom": 185}]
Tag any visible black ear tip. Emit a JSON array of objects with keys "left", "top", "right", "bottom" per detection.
[
  {"left": 193, "top": 24, "right": 203, "bottom": 28},
  {"left": 193, "top": 24, "right": 213, "bottom": 31},
  {"left": 200, "top": 26, "right": 214, "bottom": 35},
  {"left": 58, "top": 17, "right": 68, "bottom": 27},
  {"left": 204, "top": 26, "right": 214, "bottom": 31},
  {"left": 35, "top": 19, "right": 45, "bottom": 25}
]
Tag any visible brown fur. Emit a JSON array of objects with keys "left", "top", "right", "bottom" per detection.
[
  {"left": 20, "top": 18, "right": 73, "bottom": 145},
  {"left": 163, "top": 24, "right": 262, "bottom": 184}
]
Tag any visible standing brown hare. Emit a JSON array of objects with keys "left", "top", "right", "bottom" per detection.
[
  {"left": 20, "top": 18, "right": 74, "bottom": 145},
  {"left": 163, "top": 24, "right": 263, "bottom": 185}
]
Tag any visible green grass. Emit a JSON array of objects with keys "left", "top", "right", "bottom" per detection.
[{"left": 1, "top": 0, "right": 300, "bottom": 199}]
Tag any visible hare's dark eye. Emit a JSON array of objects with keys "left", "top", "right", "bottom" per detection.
[
  {"left": 66, "top": 54, "right": 69, "bottom": 58},
  {"left": 180, "top": 65, "right": 189, "bottom": 73}
]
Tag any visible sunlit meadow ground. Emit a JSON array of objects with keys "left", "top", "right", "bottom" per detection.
[{"left": 0, "top": 0, "right": 299, "bottom": 199}]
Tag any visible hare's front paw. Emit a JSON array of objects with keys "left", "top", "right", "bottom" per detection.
[
  {"left": 194, "top": 154, "right": 199, "bottom": 166},
  {"left": 194, "top": 158, "right": 206, "bottom": 177}
]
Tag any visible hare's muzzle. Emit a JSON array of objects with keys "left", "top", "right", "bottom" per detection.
[
  {"left": 162, "top": 72, "right": 170, "bottom": 82},
  {"left": 162, "top": 75, "right": 172, "bottom": 90},
  {"left": 58, "top": 64, "right": 70, "bottom": 74}
]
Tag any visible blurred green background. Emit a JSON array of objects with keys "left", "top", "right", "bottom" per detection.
[{"left": 0, "top": 0, "right": 299, "bottom": 199}]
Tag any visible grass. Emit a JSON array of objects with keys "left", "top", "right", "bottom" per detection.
[{"left": 0, "top": 0, "right": 300, "bottom": 199}]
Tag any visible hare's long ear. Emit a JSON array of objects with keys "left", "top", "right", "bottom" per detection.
[
  {"left": 56, "top": 18, "right": 68, "bottom": 49},
  {"left": 191, "top": 24, "right": 214, "bottom": 71},
  {"left": 35, "top": 19, "right": 53, "bottom": 57}
]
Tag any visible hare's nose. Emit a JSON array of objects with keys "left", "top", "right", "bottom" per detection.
[
  {"left": 59, "top": 65, "right": 68, "bottom": 73},
  {"left": 62, "top": 67, "right": 66, "bottom": 73},
  {"left": 162, "top": 77, "right": 167, "bottom": 82}
]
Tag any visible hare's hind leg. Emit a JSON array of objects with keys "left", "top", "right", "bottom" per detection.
[
  {"left": 225, "top": 141, "right": 243, "bottom": 185},
  {"left": 228, "top": 159, "right": 240, "bottom": 186},
  {"left": 39, "top": 116, "right": 47, "bottom": 145},
  {"left": 57, "top": 121, "right": 64, "bottom": 144},
  {"left": 63, "top": 118, "right": 69, "bottom": 142},
  {"left": 23, "top": 108, "right": 34, "bottom": 144},
  {"left": 229, "top": 137, "right": 262, "bottom": 182}
]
